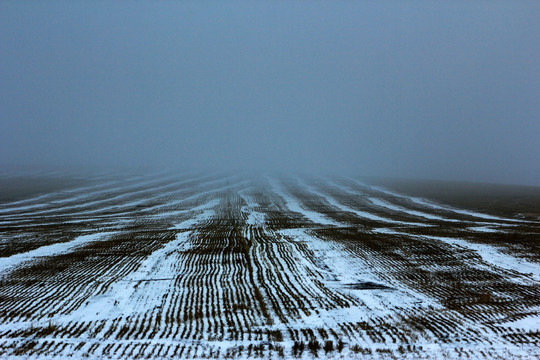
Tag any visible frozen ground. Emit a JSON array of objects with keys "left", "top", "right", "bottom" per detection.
[{"left": 0, "top": 172, "right": 538, "bottom": 359}]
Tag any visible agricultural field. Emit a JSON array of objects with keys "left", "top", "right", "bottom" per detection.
[{"left": 0, "top": 171, "right": 539, "bottom": 359}]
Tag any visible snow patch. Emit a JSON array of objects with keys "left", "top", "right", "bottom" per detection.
[
  {"left": 423, "top": 235, "right": 540, "bottom": 283},
  {"left": 0, "top": 232, "right": 116, "bottom": 275},
  {"left": 368, "top": 197, "right": 460, "bottom": 222},
  {"left": 500, "top": 312, "right": 540, "bottom": 331},
  {"left": 268, "top": 178, "right": 340, "bottom": 226}
]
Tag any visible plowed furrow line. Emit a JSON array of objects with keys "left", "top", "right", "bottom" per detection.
[
  {"left": 253, "top": 242, "right": 318, "bottom": 317},
  {"left": 0, "top": 173, "right": 223, "bottom": 219}
]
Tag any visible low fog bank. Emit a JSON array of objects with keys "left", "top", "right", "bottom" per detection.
[
  {"left": 2, "top": 162, "right": 540, "bottom": 190},
  {"left": 1, "top": 2, "right": 539, "bottom": 186}
]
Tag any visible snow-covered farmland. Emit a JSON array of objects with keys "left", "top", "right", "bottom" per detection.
[{"left": 0, "top": 172, "right": 539, "bottom": 359}]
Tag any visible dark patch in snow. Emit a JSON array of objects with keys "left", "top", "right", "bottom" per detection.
[{"left": 343, "top": 281, "right": 393, "bottom": 290}]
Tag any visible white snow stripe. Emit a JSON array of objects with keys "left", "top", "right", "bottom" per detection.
[{"left": 0, "top": 232, "right": 116, "bottom": 275}]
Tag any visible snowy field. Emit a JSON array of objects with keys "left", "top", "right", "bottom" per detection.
[{"left": 0, "top": 171, "right": 539, "bottom": 359}]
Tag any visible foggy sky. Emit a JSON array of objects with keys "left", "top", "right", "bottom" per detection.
[{"left": 1, "top": 2, "right": 539, "bottom": 185}]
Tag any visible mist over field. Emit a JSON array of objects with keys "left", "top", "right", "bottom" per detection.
[
  {"left": 1, "top": 1, "right": 540, "bottom": 185},
  {"left": 1, "top": 4, "right": 540, "bottom": 359}
]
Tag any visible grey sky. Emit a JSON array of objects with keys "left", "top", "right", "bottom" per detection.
[{"left": 1, "top": 1, "right": 539, "bottom": 185}]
